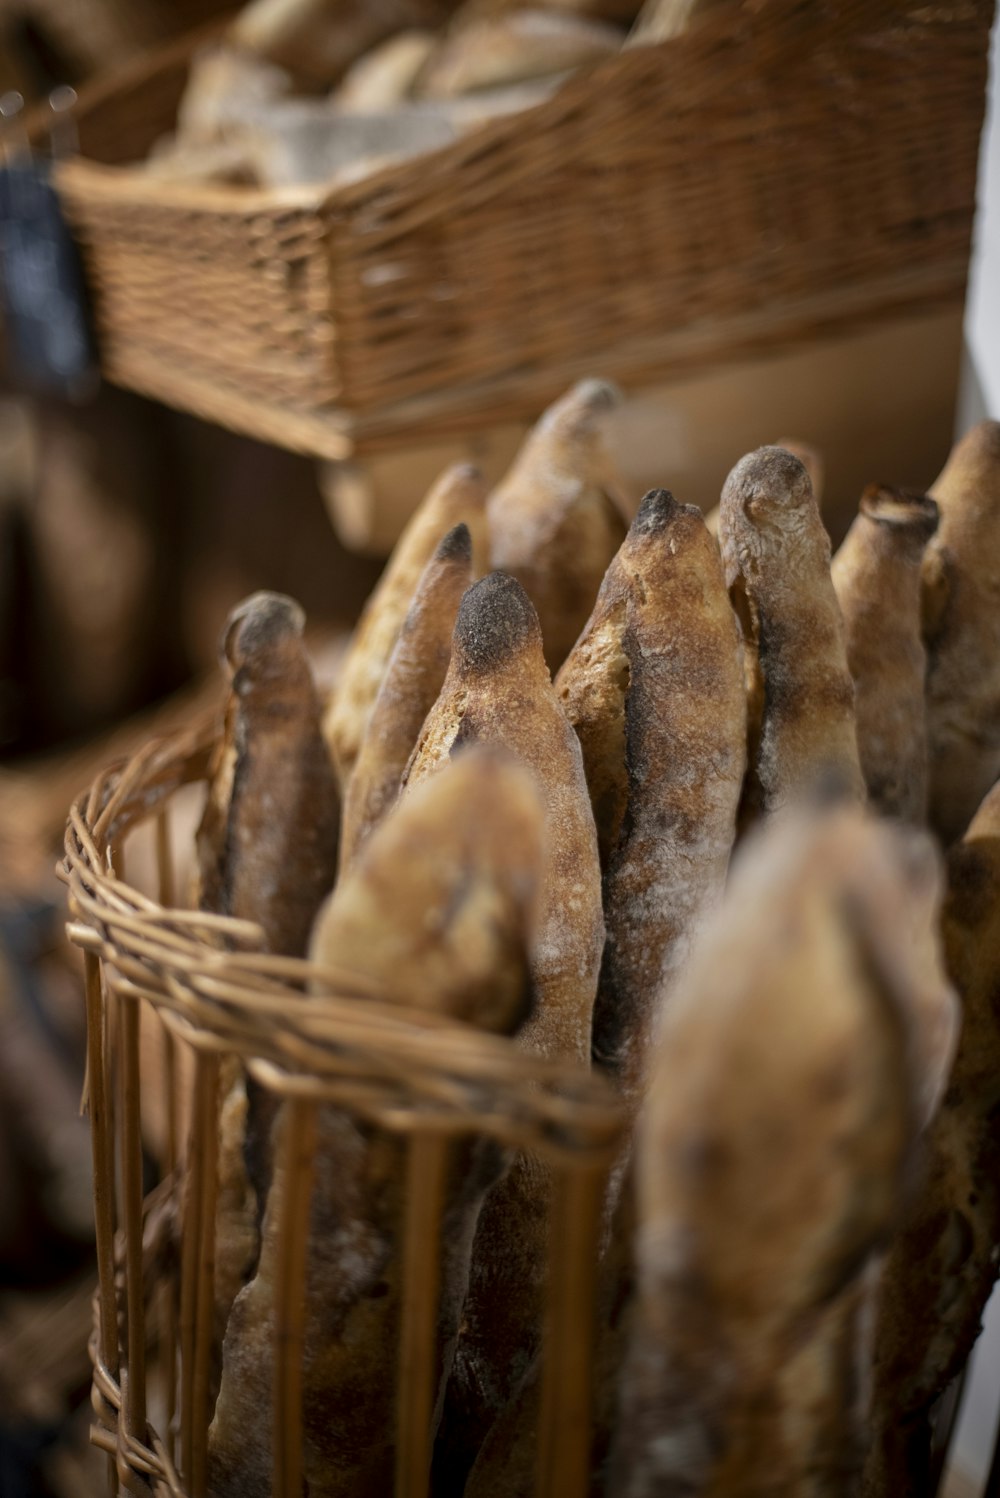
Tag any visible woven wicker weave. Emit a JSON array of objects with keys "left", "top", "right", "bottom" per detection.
[
  {"left": 42, "top": 0, "right": 992, "bottom": 460},
  {"left": 61, "top": 722, "right": 625, "bottom": 1498}
]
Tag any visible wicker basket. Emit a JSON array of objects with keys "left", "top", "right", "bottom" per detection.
[
  {"left": 61, "top": 722, "right": 626, "bottom": 1498},
  {"left": 36, "top": 1, "right": 993, "bottom": 462}
]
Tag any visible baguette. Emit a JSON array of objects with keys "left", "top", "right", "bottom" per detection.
[
  {"left": 208, "top": 748, "right": 544, "bottom": 1498},
  {"left": 407, "top": 571, "right": 604, "bottom": 1490},
  {"left": 719, "top": 446, "right": 864, "bottom": 819},
  {"left": 415, "top": 10, "right": 623, "bottom": 97},
  {"left": 195, "top": 592, "right": 340, "bottom": 1391},
  {"left": 612, "top": 807, "right": 957, "bottom": 1497},
  {"left": 831, "top": 486, "right": 938, "bottom": 822},
  {"left": 339, "top": 522, "right": 472, "bottom": 871},
  {"left": 922, "top": 420, "right": 1000, "bottom": 842},
  {"left": 324, "top": 463, "right": 487, "bottom": 788},
  {"left": 486, "top": 380, "right": 629, "bottom": 672},
  {"left": 557, "top": 488, "right": 746, "bottom": 1104},
  {"left": 865, "top": 774, "right": 1000, "bottom": 1495}
]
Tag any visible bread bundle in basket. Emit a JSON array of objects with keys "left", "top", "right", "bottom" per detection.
[{"left": 68, "top": 386, "right": 1000, "bottom": 1498}]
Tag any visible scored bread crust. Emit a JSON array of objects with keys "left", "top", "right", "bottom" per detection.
[
  {"left": 831, "top": 486, "right": 938, "bottom": 823},
  {"left": 207, "top": 750, "right": 543, "bottom": 1498},
  {"left": 719, "top": 446, "right": 864, "bottom": 819},
  {"left": 339, "top": 522, "right": 473, "bottom": 872},
  {"left": 194, "top": 591, "right": 341, "bottom": 1405},
  {"left": 486, "top": 379, "right": 629, "bottom": 672},
  {"left": 865, "top": 774, "right": 1000, "bottom": 1497},
  {"left": 557, "top": 488, "right": 746, "bottom": 1106},
  {"left": 324, "top": 462, "right": 487, "bottom": 789},
  {"left": 406, "top": 570, "right": 605, "bottom": 1493},
  {"left": 921, "top": 420, "right": 1000, "bottom": 844},
  {"left": 611, "top": 808, "right": 957, "bottom": 1498}
]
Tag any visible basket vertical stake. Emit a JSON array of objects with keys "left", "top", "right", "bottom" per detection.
[
  {"left": 272, "top": 1098, "right": 318, "bottom": 1498},
  {"left": 119, "top": 988, "right": 148, "bottom": 1486},
  {"left": 395, "top": 1132, "right": 448, "bottom": 1498},
  {"left": 190, "top": 1052, "right": 221, "bottom": 1498},
  {"left": 535, "top": 1160, "right": 606, "bottom": 1498},
  {"left": 179, "top": 1055, "right": 210, "bottom": 1483},
  {"left": 155, "top": 810, "right": 180, "bottom": 1457},
  {"left": 84, "top": 950, "right": 120, "bottom": 1497}
]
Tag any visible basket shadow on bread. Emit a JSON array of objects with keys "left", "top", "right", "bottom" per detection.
[{"left": 60, "top": 398, "right": 1000, "bottom": 1498}]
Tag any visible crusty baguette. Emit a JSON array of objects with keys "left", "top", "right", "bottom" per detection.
[
  {"left": 486, "top": 380, "right": 629, "bottom": 672},
  {"left": 208, "top": 749, "right": 544, "bottom": 1498},
  {"left": 414, "top": 10, "right": 623, "bottom": 97},
  {"left": 831, "top": 486, "right": 938, "bottom": 822},
  {"left": 324, "top": 463, "right": 487, "bottom": 789},
  {"left": 922, "top": 420, "right": 1000, "bottom": 843},
  {"left": 557, "top": 488, "right": 746, "bottom": 1104},
  {"left": 612, "top": 807, "right": 957, "bottom": 1498},
  {"left": 339, "top": 522, "right": 472, "bottom": 871},
  {"left": 719, "top": 445, "right": 864, "bottom": 819},
  {"left": 335, "top": 29, "right": 437, "bottom": 109},
  {"left": 865, "top": 774, "right": 1000, "bottom": 1497},
  {"left": 407, "top": 571, "right": 604, "bottom": 1491},
  {"left": 230, "top": 0, "right": 454, "bottom": 88},
  {"left": 704, "top": 437, "right": 823, "bottom": 540},
  {"left": 194, "top": 592, "right": 340, "bottom": 1396}
]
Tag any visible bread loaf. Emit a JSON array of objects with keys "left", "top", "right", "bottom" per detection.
[
  {"left": 865, "top": 774, "right": 1000, "bottom": 1496},
  {"left": 486, "top": 380, "right": 629, "bottom": 672},
  {"left": 195, "top": 591, "right": 340, "bottom": 1393},
  {"left": 407, "top": 571, "right": 604, "bottom": 1490},
  {"left": 922, "top": 420, "right": 1000, "bottom": 843},
  {"left": 208, "top": 749, "right": 544, "bottom": 1498},
  {"left": 612, "top": 807, "right": 957, "bottom": 1497},
  {"left": 324, "top": 463, "right": 487, "bottom": 788},
  {"left": 719, "top": 446, "right": 864, "bottom": 819},
  {"left": 557, "top": 488, "right": 746, "bottom": 1105},
  {"left": 831, "top": 485, "right": 938, "bottom": 822},
  {"left": 340, "top": 522, "right": 472, "bottom": 871}
]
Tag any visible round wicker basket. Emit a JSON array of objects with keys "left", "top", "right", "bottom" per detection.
[{"left": 61, "top": 721, "right": 625, "bottom": 1498}]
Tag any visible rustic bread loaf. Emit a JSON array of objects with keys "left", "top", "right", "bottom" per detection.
[
  {"left": 611, "top": 807, "right": 956, "bottom": 1498},
  {"left": 339, "top": 521, "right": 472, "bottom": 871},
  {"left": 407, "top": 570, "right": 604, "bottom": 1491},
  {"left": 922, "top": 420, "right": 1000, "bottom": 843},
  {"left": 194, "top": 591, "right": 340, "bottom": 1401},
  {"left": 208, "top": 749, "right": 544, "bottom": 1498},
  {"left": 865, "top": 774, "right": 1000, "bottom": 1496},
  {"left": 557, "top": 488, "right": 746, "bottom": 1106},
  {"left": 324, "top": 462, "right": 487, "bottom": 788},
  {"left": 719, "top": 446, "right": 864, "bottom": 820},
  {"left": 486, "top": 380, "right": 629, "bottom": 672}
]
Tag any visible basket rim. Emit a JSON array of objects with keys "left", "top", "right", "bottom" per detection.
[{"left": 60, "top": 719, "right": 625, "bottom": 1162}]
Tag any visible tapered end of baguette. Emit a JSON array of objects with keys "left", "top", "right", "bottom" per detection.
[
  {"left": 929, "top": 418, "right": 1000, "bottom": 510},
  {"left": 453, "top": 571, "right": 543, "bottom": 674},
  {"left": 221, "top": 591, "right": 306, "bottom": 672},
  {"left": 722, "top": 445, "right": 813, "bottom": 519},
  {"left": 859, "top": 485, "right": 938, "bottom": 539},
  {"left": 539, "top": 377, "right": 623, "bottom": 442},
  {"left": 631, "top": 487, "right": 702, "bottom": 535},
  {"left": 435, "top": 521, "right": 473, "bottom": 563}
]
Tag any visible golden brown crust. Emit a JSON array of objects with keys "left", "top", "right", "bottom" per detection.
[
  {"left": 408, "top": 571, "right": 604, "bottom": 1490},
  {"left": 486, "top": 380, "right": 629, "bottom": 672},
  {"left": 865, "top": 775, "right": 1000, "bottom": 1496},
  {"left": 831, "top": 486, "right": 938, "bottom": 822},
  {"left": 339, "top": 523, "right": 472, "bottom": 872},
  {"left": 612, "top": 808, "right": 957, "bottom": 1498},
  {"left": 414, "top": 10, "right": 623, "bottom": 98},
  {"left": 324, "top": 463, "right": 487, "bottom": 788},
  {"left": 922, "top": 420, "right": 1000, "bottom": 843},
  {"left": 558, "top": 488, "right": 746, "bottom": 1105},
  {"left": 719, "top": 446, "right": 864, "bottom": 819},
  {"left": 208, "top": 750, "right": 543, "bottom": 1498}
]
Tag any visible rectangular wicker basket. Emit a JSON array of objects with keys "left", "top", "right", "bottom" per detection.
[{"left": 42, "top": 0, "right": 993, "bottom": 461}]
